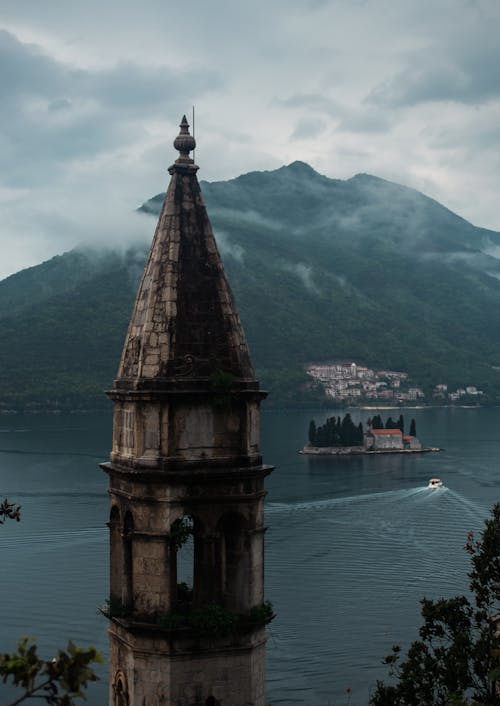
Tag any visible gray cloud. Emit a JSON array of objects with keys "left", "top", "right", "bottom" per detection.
[
  {"left": 281, "top": 92, "right": 392, "bottom": 134},
  {"left": 290, "top": 118, "right": 327, "bottom": 140},
  {"left": 280, "top": 93, "right": 340, "bottom": 113},
  {"left": 0, "top": 30, "right": 221, "bottom": 187},
  {"left": 282, "top": 262, "right": 320, "bottom": 295},
  {"left": 2, "top": 0, "right": 500, "bottom": 281},
  {"left": 209, "top": 208, "right": 283, "bottom": 232},
  {"left": 369, "top": 23, "right": 500, "bottom": 108},
  {"left": 0, "top": 30, "right": 66, "bottom": 97},
  {"left": 213, "top": 230, "right": 245, "bottom": 262},
  {"left": 423, "top": 107, "right": 500, "bottom": 154},
  {"left": 337, "top": 107, "right": 393, "bottom": 134}
]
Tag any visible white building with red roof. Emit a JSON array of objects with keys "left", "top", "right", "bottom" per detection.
[{"left": 364, "top": 428, "right": 403, "bottom": 450}]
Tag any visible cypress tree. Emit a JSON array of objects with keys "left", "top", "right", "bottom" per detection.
[
  {"left": 316, "top": 425, "right": 326, "bottom": 447},
  {"left": 333, "top": 416, "right": 340, "bottom": 446},
  {"left": 308, "top": 419, "right": 316, "bottom": 445},
  {"left": 341, "top": 413, "right": 353, "bottom": 445},
  {"left": 410, "top": 418, "right": 417, "bottom": 437},
  {"left": 328, "top": 416, "right": 336, "bottom": 446}
]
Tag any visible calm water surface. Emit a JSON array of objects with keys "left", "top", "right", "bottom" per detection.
[{"left": 0, "top": 406, "right": 499, "bottom": 705}]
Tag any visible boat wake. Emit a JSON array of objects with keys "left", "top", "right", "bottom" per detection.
[
  {"left": 439, "top": 488, "right": 489, "bottom": 522},
  {"left": 267, "top": 486, "right": 428, "bottom": 516}
]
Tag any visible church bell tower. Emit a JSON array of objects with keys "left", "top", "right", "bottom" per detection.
[{"left": 102, "top": 116, "right": 274, "bottom": 706}]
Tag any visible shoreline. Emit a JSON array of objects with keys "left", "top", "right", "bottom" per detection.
[
  {"left": 300, "top": 445, "right": 442, "bottom": 456},
  {"left": 0, "top": 402, "right": 488, "bottom": 415}
]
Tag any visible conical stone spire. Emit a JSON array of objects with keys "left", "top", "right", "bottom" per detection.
[{"left": 115, "top": 116, "right": 256, "bottom": 392}]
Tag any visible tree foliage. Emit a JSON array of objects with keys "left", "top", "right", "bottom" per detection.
[
  {"left": 370, "top": 504, "right": 500, "bottom": 705},
  {"left": 308, "top": 413, "right": 363, "bottom": 447},
  {"left": 0, "top": 499, "right": 21, "bottom": 525},
  {"left": 0, "top": 639, "right": 102, "bottom": 706}
]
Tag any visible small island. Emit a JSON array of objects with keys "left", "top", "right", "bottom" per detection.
[{"left": 301, "top": 413, "right": 441, "bottom": 456}]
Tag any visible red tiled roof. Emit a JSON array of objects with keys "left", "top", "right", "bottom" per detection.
[
  {"left": 403, "top": 435, "right": 414, "bottom": 440},
  {"left": 371, "top": 429, "right": 402, "bottom": 435}
]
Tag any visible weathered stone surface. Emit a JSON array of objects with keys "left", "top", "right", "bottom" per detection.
[
  {"left": 109, "top": 622, "right": 266, "bottom": 706},
  {"left": 116, "top": 146, "right": 255, "bottom": 389}
]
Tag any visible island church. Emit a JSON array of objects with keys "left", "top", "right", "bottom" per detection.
[{"left": 101, "top": 117, "right": 274, "bottom": 706}]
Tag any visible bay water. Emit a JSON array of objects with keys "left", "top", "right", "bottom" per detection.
[{"left": 0, "top": 406, "right": 498, "bottom": 705}]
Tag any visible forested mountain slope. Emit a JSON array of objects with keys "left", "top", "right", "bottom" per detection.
[{"left": 1, "top": 161, "right": 500, "bottom": 410}]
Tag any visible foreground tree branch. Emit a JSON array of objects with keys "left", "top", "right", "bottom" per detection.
[
  {"left": 0, "top": 499, "right": 21, "bottom": 524},
  {"left": 0, "top": 638, "right": 102, "bottom": 705}
]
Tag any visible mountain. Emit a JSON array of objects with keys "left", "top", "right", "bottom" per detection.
[{"left": 2, "top": 161, "right": 500, "bottom": 410}]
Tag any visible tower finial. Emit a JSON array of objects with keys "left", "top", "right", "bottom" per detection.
[{"left": 173, "top": 114, "right": 196, "bottom": 163}]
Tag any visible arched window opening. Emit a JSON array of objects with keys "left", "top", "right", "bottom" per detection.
[
  {"left": 170, "top": 514, "right": 195, "bottom": 607},
  {"left": 109, "top": 506, "right": 122, "bottom": 600},
  {"left": 113, "top": 672, "right": 129, "bottom": 706},
  {"left": 218, "top": 513, "right": 248, "bottom": 613},
  {"left": 122, "top": 511, "right": 134, "bottom": 611},
  {"left": 205, "top": 696, "right": 220, "bottom": 706}
]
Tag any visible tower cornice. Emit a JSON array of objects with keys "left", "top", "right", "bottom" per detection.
[
  {"left": 107, "top": 382, "right": 266, "bottom": 400},
  {"left": 102, "top": 461, "right": 273, "bottom": 481}
]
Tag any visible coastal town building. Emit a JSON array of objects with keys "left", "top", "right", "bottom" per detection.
[
  {"left": 102, "top": 117, "right": 273, "bottom": 706},
  {"left": 432, "top": 382, "right": 486, "bottom": 401},
  {"left": 307, "top": 362, "right": 421, "bottom": 403},
  {"left": 307, "top": 361, "right": 484, "bottom": 405}
]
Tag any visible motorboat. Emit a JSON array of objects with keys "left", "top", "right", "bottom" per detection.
[{"left": 428, "top": 477, "right": 443, "bottom": 489}]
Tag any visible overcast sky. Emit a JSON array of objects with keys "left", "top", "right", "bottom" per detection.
[{"left": 1, "top": 0, "right": 500, "bottom": 280}]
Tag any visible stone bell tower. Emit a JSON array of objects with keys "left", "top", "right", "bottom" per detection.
[{"left": 102, "top": 116, "right": 274, "bottom": 706}]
